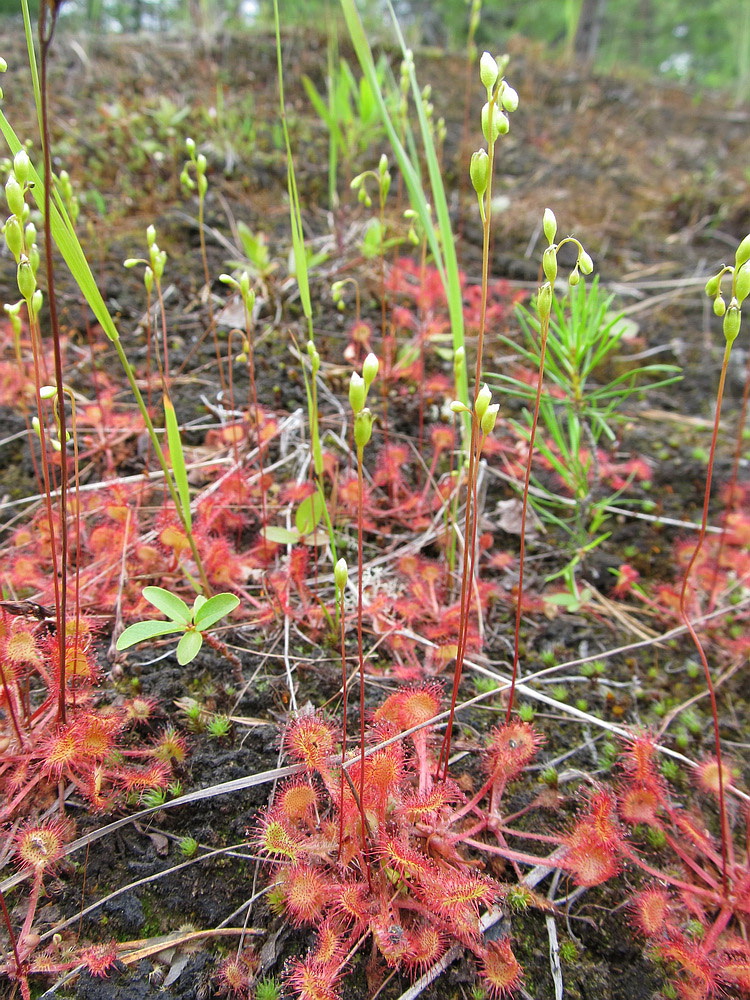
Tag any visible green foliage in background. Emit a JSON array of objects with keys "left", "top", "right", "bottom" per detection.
[{"left": 20, "top": 0, "right": 747, "bottom": 99}]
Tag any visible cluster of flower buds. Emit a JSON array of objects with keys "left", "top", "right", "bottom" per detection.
[
  {"left": 180, "top": 136, "right": 208, "bottom": 198},
  {"left": 536, "top": 208, "right": 594, "bottom": 320},
  {"left": 32, "top": 384, "right": 72, "bottom": 452},
  {"left": 3, "top": 150, "right": 42, "bottom": 318},
  {"left": 470, "top": 52, "right": 518, "bottom": 218},
  {"left": 123, "top": 224, "right": 167, "bottom": 294},
  {"left": 451, "top": 380, "right": 499, "bottom": 437},
  {"left": 349, "top": 352, "right": 379, "bottom": 450},
  {"left": 351, "top": 153, "right": 391, "bottom": 208},
  {"left": 704, "top": 232, "right": 750, "bottom": 345}
]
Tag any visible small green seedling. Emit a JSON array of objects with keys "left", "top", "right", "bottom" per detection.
[{"left": 116, "top": 587, "right": 240, "bottom": 666}]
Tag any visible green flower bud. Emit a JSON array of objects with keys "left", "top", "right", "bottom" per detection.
[
  {"left": 354, "top": 408, "right": 373, "bottom": 450},
  {"left": 378, "top": 154, "right": 388, "bottom": 178},
  {"left": 31, "top": 288, "right": 43, "bottom": 317},
  {"left": 239, "top": 271, "right": 251, "bottom": 299},
  {"left": 13, "top": 150, "right": 30, "bottom": 187},
  {"left": 568, "top": 266, "right": 580, "bottom": 287},
  {"left": 480, "top": 402, "right": 499, "bottom": 436},
  {"left": 735, "top": 232, "right": 750, "bottom": 269},
  {"left": 537, "top": 283, "right": 553, "bottom": 322},
  {"left": 481, "top": 102, "right": 508, "bottom": 144},
  {"left": 40, "top": 384, "right": 56, "bottom": 400},
  {"left": 144, "top": 267, "right": 154, "bottom": 294},
  {"left": 349, "top": 372, "right": 366, "bottom": 414},
  {"left": 197, "top": 173, "right": 208, "bottom": 198},
  {"left": 500, "top": 83, "right": 518, "bottom": 113},
  {"left": 0, "top": 57, "right": 7, "bottom": 72},
  {"left": 723, "top": 302, "right": 741, "bottom": 343},
  {"left": 146, "top": 224, "right": 156, "bottom": 247},
  {"left": 470, "top": 149, "right": 490, "bottom": 198},
  {"left": 334, "top": 557, "right": 348, "bottom": 591},
  {"left": 197, "top": 153, "right": 207, "bottom": 174},
  {"left": 450, "top": 400, "right": 470, "bottom": 414},
  {"left": 735, "top": 260, "right": 750, "bottom": 305},
  {"left": 578, "top": 250, "right": 594, "bottom": 275},
  {"left": 185, "top": 137, "right": 196, "bottom": 156},
  {"left": 5, "top": 176, "right": 24, "bottom": 218},
  {"left": 475, "top": 383, "right": 492, "bottom": 422},
  {"left": 25, "top": 222, "right": 36, "bottom": 247},
  {"left": 180, "top": 168, "right": 194, "bottom": 191},
  {"left": 542, "top": 245, "right": 558, "bottom": 284},
  {"left": 5, "top": 301, "right": 22, "bottom": 337},
  {"left": 713, "top": 295, "right": 726, "bottom": 317},
  {"left": 17, "top": 258, "right": 36, "bottom": 299},
  {"left": 704, "top": 273, "right": 720, "bottom": 298},
  {"left": 479, "top": 51, "right": 499, "bottom": 90},
  {"left": 362, "top": 352, "right": 379, "bottom": 390},
  {"left": 28, "top": 245, "right": 39, "bottom": 275},
  {"left": 542, "top": 208, "right": 557, "bottom": 245},
  {"left": 3, "top": 215, "right": 22, "bottom": 259},
  {"left": 154, "top": 249, "right": 167, "bottom": 280}
]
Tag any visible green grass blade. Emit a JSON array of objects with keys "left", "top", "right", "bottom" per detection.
[
  {"left": 339, "top": 0, "right": 468, "bottom": 425},
  {"left": 163, "top": 394, "right": 192, "bottom": 533}
]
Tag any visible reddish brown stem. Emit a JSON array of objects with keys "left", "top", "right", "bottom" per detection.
[
  {"left": 39, "top": 0, "right": 69, "bottom": 725},
  {"left": 355, "top": 446, "right": 372, "bottom": 888},
  {"left": 507, "top": 311, "right": 550, "bottom": 724},
  {"left": 678, "top": 339, "right": 733, "bottom": 889}
]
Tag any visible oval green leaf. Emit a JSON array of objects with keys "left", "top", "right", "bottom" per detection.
[
  {"left": 194, "top": 593, "right": 240, "bottom": 630},
  {"left": 295, "top": 492, "right": 324, "bottom": 536},
  {"left": 261, "top": 525, "right": 299, "bottom": 546},
  {"left": 177, "top": 629, "right": 204, "bottom": 665},
  {"left": 142, "top": 586, "right": 191, "bottom": 624},
  {"left": 116, "top": 619, "right": 183, "bottom": 650}
]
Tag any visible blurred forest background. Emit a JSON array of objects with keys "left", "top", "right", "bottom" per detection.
[{"left": 1, "top": 0, "right": 748, "bottom": 102}]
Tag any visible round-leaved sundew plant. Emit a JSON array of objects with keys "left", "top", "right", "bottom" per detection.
[{"left": 256, "top": 687, "right": 585, "bottom": 999}]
